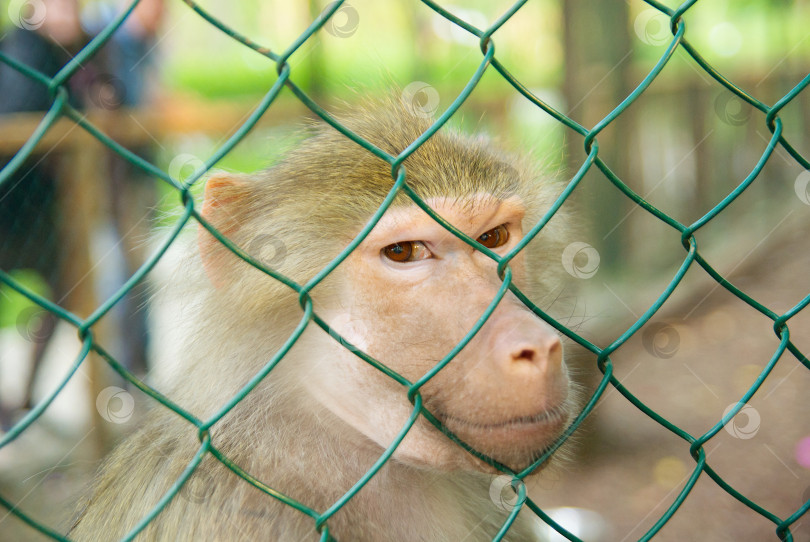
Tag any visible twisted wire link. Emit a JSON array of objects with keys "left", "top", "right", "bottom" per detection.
[{"left": 0, "top": 0, "right": 807, "bottom": 539}]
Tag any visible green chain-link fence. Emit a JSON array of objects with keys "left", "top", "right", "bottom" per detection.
[{"left": 0, "top": 0, "right": 808, "bottom": 540}]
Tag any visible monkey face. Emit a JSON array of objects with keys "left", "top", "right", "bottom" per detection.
[{"left": 306, "top": 195, "right": 574, "bottom": 473}]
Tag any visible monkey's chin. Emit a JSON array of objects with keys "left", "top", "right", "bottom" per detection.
[{"left": 436, "top": 406, "right": 570, "bottom": 472}]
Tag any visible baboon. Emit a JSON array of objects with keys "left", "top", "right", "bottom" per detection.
[{"left": 70, "top": 96, "right": 579, "bottom": 541}]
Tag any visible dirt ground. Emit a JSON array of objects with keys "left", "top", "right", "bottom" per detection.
[{"left": 530, "top": 218, "right": 810, "bottom": 541}]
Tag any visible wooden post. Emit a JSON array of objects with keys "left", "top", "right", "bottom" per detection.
[
  {"left": 562, "top": 0, "right": 633, "bottom": 271},
  {"left": 53, "top": 130, "right": 111, "bottom": 456}
]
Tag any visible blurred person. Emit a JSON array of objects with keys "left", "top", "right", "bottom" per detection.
[
  {"left": 79, "top": 0, "right": 165, "bottom": 378},
  {"left": 0, "top": 0, "right": 89, "bottom": 424},
  {"left": 0, "top": 0, "right": 164, "bottom": 425}
]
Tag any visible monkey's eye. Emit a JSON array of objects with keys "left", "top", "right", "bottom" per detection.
[
  {"left": 477, "top": 224, "right": 509, "bottom": 249},
  {"left": 382, "top": 241, "right": 432, "bottom": 263}
]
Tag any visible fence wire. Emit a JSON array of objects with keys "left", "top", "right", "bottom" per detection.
[{"left": 0, "top": 0, "right": 809, "bottom": 541}]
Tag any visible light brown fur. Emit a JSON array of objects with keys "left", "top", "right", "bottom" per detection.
[{"left": 69, "top": 96, "right": 578, "bottom": 541}]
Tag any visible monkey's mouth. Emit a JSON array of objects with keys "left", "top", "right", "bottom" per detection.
[
  {"left": 434, "top": 404, "right": 569, "bottom": 432},
  {"left": 428, "top": 404, "right": 570, "bottom": 468},
  {"left": 429, "top": 402, "right": 567, "bottom": 450}
]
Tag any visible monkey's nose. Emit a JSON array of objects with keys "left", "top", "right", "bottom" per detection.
[
  {"left": 510, "top": 336, "right": 561, "bottom": 365},
  {"left": 511, "top": 348, "right": 536, "bottom": 362}
]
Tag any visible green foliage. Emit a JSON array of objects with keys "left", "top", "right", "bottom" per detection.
[{"left": 0, "top": 270, "right": 51, "bottom": 329}]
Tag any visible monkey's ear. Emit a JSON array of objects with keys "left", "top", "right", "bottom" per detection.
[{"left": 197, "top": 173, "right": 251, "bottom": 287}]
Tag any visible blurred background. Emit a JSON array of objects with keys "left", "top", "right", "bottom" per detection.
[{"left": 0, "top": 0, "right": 808, "bottom": 540}]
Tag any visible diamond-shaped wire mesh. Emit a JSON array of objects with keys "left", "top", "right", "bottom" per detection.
[{"left": 0, "top": 1, "right": 808, "bottom": 540}]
